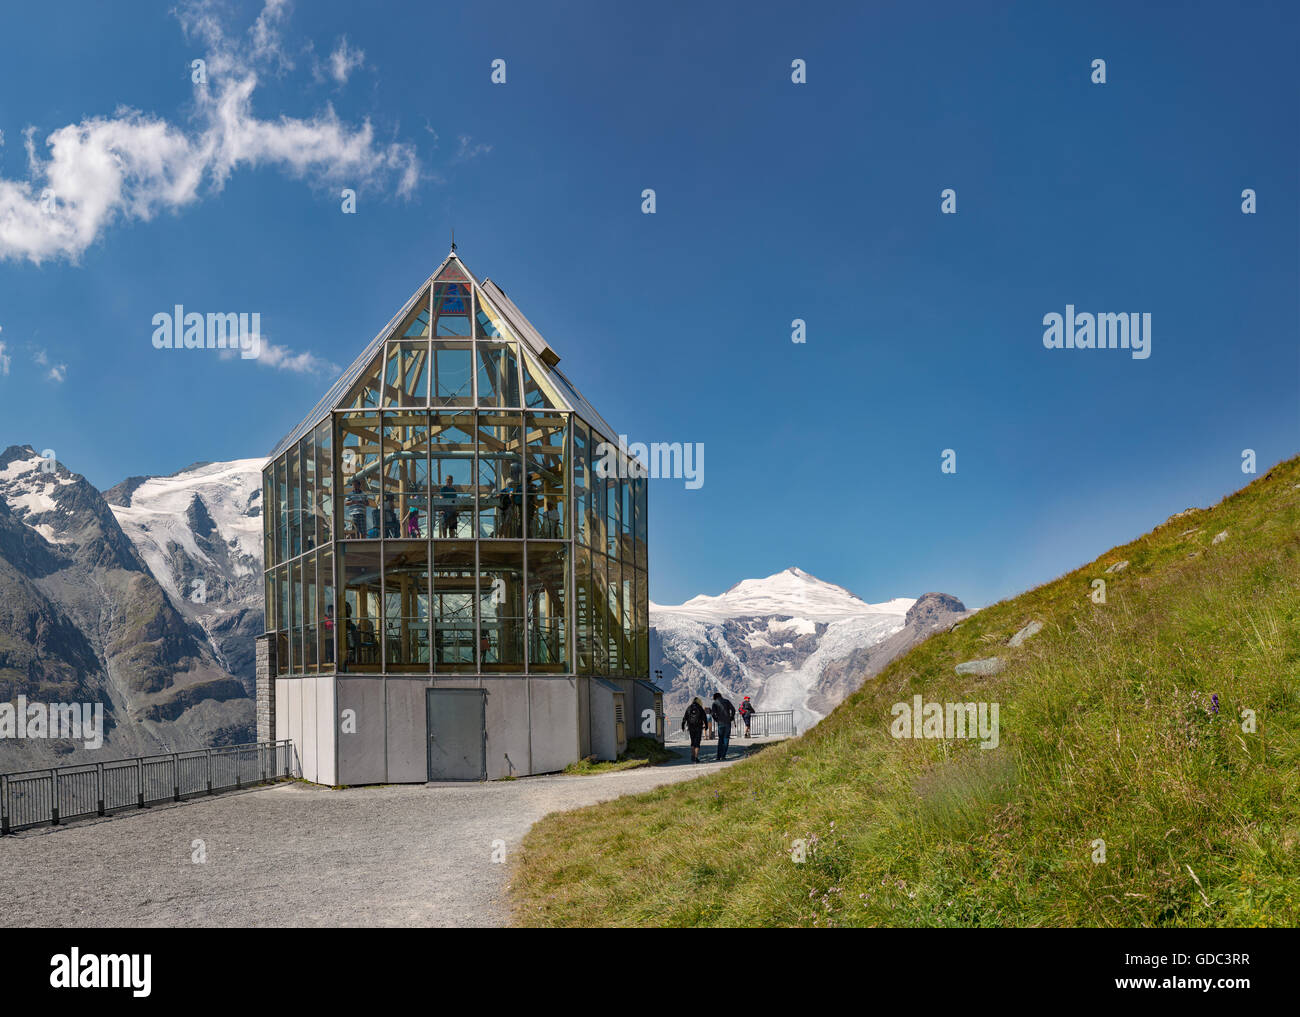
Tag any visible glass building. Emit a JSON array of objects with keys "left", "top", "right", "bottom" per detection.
[{"left": 255, "top": 250, "right": 656, "bottom": 783}]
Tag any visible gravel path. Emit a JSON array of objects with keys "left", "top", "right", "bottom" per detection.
[{"left": 0, "top": 742, "right": 766, "bottom": 927}]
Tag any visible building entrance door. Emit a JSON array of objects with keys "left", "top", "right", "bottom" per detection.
[{"left": 426, "top": 688, "right": 487, "bottom": 780}]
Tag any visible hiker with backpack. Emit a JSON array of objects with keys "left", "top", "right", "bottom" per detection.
[
  {"left": 681, "top": 697, "right": 708, "bottom": 763},
  {"left": 711, "top": 692, "right": 736, "bottom": 761},
  {"left": 738, "top": 695, "right": 755, "bottom": 737}
]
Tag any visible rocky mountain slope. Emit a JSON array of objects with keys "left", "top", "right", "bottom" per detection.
[
  {"left": 105, "top": 459, "right": 265, "bottom": 695},
  {"left": 0, "top": 446, "right": 251, "bottom": 769}
]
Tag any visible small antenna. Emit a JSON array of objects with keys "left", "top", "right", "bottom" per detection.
[{"left": 450, "top": 227, "right": 457, "bottom": 254}]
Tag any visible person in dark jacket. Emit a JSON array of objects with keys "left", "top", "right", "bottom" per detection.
[
  {"left": 738, "top": 695, "right": 755, "bottom": 737},
  {"left": 711, "top": 692, "right": 736, "bottom": 761},
  {"left": 681, "top": 697, "right": 707, "bottom": 763}
]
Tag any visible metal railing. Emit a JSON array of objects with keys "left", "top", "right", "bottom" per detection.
[
  {"left": 0, "top": 740, "right": 295, "bottom": 835},
  {"left": 671, "top": 710, "right": 797, "bottom": 738}
]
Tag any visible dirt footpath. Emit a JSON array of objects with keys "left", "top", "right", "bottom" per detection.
[{"left": 0, "top": 744, "right": 765, "bottom": 927}]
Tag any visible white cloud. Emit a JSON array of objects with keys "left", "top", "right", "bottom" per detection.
[
  {"left": 0, "top": 333, "right": 9, "bottom": 376},
  {"left": 47, "top": 363, "right": 67, "bottom": 383},
  {"left": 33, "top": 349, "right": 47, "bottom": 366},
  {"left": 328, "top": 37, "right": 366, "bottom": 85},
  {"left": 219, "top": 336, "right": 338, "bottom": 375},
  {"left": 0, "top": 0, "right": 420, "bottom": 265}
]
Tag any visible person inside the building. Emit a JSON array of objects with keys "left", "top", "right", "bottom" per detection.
[
  {"left": 711, "top": 691, "right": 736, "bottom": 761},
  {"left": 405, "top": 505, "right": 421, "bottom": 537},
  {"left": 738, "top": 695, "right": 755, "bottom": 737},
  {"left": 382, "top": 493, "right": 401, "bottom": 538},
  {"left": 439, "top": 475, "right": 458, "bottom": 538},
  {"left": 345, "top": 479, "right": 370, "bottom": 538},
  {"left": 681, "top": 696, "right": 707, "bottom": 763}
]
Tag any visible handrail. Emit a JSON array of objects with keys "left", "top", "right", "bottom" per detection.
[{"left": 1, "top": 739, "right": 295, "bottom": 834}]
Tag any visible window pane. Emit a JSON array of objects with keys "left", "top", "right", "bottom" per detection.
[
  {"left": 480, "top": 541, "right": 524, "bottom": 671},
  {"left": 385, "top": 340, "right": 430, "bottom": 406},
  {"left": 265, "top": 569, "right": 277, "bottom": 633},
  {"left": 621, "top": 570, "right": 633, "bottom": 676},
  {"left": 635, "top": 567, "right": 648, "bottom": 677},
  {"left": 301, "top": 434, "right": 317, "bottom": 552},
  {"left": 290, "top": 558, "right": 303, "bottom": 674},
  {"left": 276, "top": 563, "right": 289, "bottom": 676},
  {"left": 304, "top": 551, "right": 318, "bottom": 672},
  {"left": 476, "top": 342, "right": 521, "bottom": 408},
  {"left": 430, "top": 412, "right": 474, "bottom": 538},
  {"left": 527, "top": 543, "right": 568, "bottom": 672},
  {"left": 633, "top": 474, "right": 647, "bottom": 570},
  {"left": 338, "top": 411, "right": 381, "bottom": 539},
  {"left": 262, "top": 465, "right": 275, "bottom": 566},
  {"left": 476, "top": 411, "right": 523, "bottom": 538},
  {"left": 575, "top": 543, "right": 592, "bottom": 675},
  {"left": 433, "top": 282, "right": 472, "bottom": 337},
  {"left": 474, "top": 291, "right": 516, "bottom": 340},
  {"left": 315, "top": 420, "right": 333, "bottom": 545},
  {"left": 620, "top": 475, "right": 633, "bottom": 561},
  {"left": 432, "top": 541, "right": 476, "bottom": 672},
  {"left": 382, "top": 411, "right": 429, "bottom": 538},
  {"left": 275, "top": 456, "right": 288, "bottom": 565},
  {"left": 526, "top": 411, "right": 567, "bottom": 539},
  {"left": 606, "top": 557, "right": 621, "bottom": 673},
  {"left": 340, "top": 544, "right": 381, "bottom": 673},
  {"left": 573, "top": 423, "right": 589, "bottom": 547},
  {"left": 433, "top": 341, "right": 473, "bottom": 406},
  {"left": 342, "top": 350, "right": 384, "bottom": 409},
  {"left": 319, "top": 547, "right": 335, "bottom": 670},
  {"left": 520, "top": 351, "right": 562, "bottom": 409},
  {"left": 605, "top": 467, "right": 620, "bottom": 558},
  {"left": 383, "top": 543, "right": 430, "bottom": 672}
]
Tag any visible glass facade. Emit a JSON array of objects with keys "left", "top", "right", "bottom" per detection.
[{"left": 263, "top": 256, "right": 648, "bottom": 680}]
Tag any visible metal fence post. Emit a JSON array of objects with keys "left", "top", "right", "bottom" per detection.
[
  {"left": 206, "top": 749, "right": 213, "bottom": 795},
  {"left": 1, "top": 774, "right": 9, "bottom": 835},
  {"left": 136, "top": 758, "right": 144, "bottom": 809},
  {"left": 260, "top": 743, "right": 267, "bottom": 783},
  {"left": 172, "top": 753, "right": 180, "bottom": 802},
  {"left": 50, "top": 768, "right": 59, "bottom": 826},
  {"left": 96, "top": 763, "right": 105, "bottom": 817}
]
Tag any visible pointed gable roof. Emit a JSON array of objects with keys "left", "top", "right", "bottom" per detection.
[{"left": 268, "top": 252, "right": 619, "bottom": 459}]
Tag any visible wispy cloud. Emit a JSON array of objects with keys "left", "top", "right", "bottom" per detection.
[
  {"left": 454, "top": 135, "right": 492, "bottom": 163},
  {"left": 0, "top": 0, "right": 420, "bottom": 265},
  {"left": 328, "top": 37, "right": 366, "bottom": 85},
  {"left": 219, "top": 336, "right": 338, "bottom": 375},
  {"left": 0, "top": 326, "right": 10, "bottom": 376},
  {"left": 33, "top": 348, "right": 66, "bottom": 382}
]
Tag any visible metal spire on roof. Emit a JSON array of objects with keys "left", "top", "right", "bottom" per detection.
[{"left": 450, "top": 228, "right": 457, "bottom": 255}]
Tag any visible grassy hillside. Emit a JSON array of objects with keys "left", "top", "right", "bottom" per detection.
[{"left": 511, "top": 457, "right": 1300, "bottom": 927}]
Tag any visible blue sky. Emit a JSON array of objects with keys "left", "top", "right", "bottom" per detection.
[{"left": 0, "top": 0, "right": 1295, "bottom": 608}]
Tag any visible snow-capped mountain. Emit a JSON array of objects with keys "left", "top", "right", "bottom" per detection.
[
  {"left": 652, "top": 568, "right": 965, "bottom": 733},
  {"left": 0, "top": 445, "right": 251, "bottom": 769},
  {"left": 106, "top": 459, "right": 265, "bottom": 693}
]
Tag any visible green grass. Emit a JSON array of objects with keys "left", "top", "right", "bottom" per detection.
[
  {"left": 563, "top": 736, "right": 679, "bottom": 774},
  {"left": 511, "top": 457, "right": 1300, "bottom": 927}
]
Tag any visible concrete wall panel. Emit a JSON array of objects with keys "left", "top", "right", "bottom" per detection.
[
  {"left": 315, "top": 677, "right": 337, "bottom": 787},
  {"left": 529, "top": 678, "right": 579, "bottom": 774},
  {"left": 336, "top": 678, "right": 387, "bottom": 785},
  {"left": 483, "top": 679, "right": 530, "bottom": 779},
  {"left": 386, "top": 679, "right": 431, "bottom": 784}
]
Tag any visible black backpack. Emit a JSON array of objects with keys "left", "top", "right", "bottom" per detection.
[
  {"left": 712, "top": 698, "right": 735, "bottom": 724},
  {"left": 684, "top": 702, "right": 705, "bottom": 727}
]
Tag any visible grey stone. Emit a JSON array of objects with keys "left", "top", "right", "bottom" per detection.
[
  {"left": 955, "top": 657, "right": 1004, "bottom": 677},
  {"left": 1212, "top": 529, "right": 1229, "bottom": 544},
  {"left": 1105, "top": 560, "right": 1129, "bottom": 574},
  {"left": 1008, "top": 620, "right": 1043, "bottom": 647}
]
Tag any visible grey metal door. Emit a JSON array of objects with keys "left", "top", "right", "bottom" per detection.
[{"left": 426, "top": 689, "right": 486, "bottom": 781}]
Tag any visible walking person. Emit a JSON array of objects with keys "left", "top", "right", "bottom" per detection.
[
  {"left": 738, "top": 695, "right": 755, "bottom": 738},
  {"left": 681, "top": 697, "right": 707, "bottom": 764},
  {"left": 711, "top": 691, "right": 736, "bottom": 761}
]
